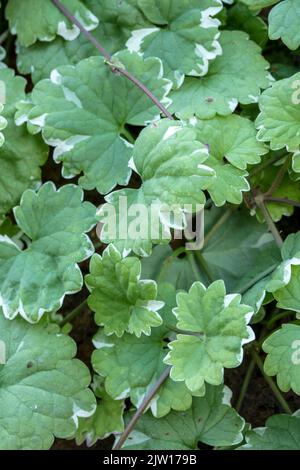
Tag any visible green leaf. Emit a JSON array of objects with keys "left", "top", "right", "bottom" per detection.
[
  {"left": 170, "top": 30, "right": 272, "bottom": 119},
  {"left": 269, "top": 0, "right": 300, "bottom": 50},
  {"left": 121, "top": 385, "right": 245, "bottom": 449},
  {"left": 142, "top": 245, "right": 198, "bottom": 291},
  {"left": 0, "top": 313, "right": 95, "bottom": 450},
  {"left": 192, "top": 115, "right": 267, "bottom": 205},
  {"left": 22, "top": 51, "right": 172, "bottom": 194},
  {"left": 268, "top": 51, "right": 299, "bottom": 81},
  {"left": 239, "top": 412, "right": 300, "bottom": 450},
  {"left": 16, "top": 0, "right": 149, "bottom": 83},
  {"left": 227, "top": 3, "right": 268, "bottom": 47},
  {"left": 0, "top": 68, "right": 47, "bottom": 217},
  {"left": 5, "top": 0, "right": 98, "bottom": 47},
  {"left": 271, "top": 232, "right": 300, "bottom": 312},
  {"left": 202, "top": 207, "right": 281, "bottom": 294},
  {"left": 251, "top": 162, "right": 300, "bottom": 222},
  {"left": 0, "top": 182, "right": 98, "bottom": 322},
  {"left": 164, "top": 280, "right": 254, "bottom": 392},
  {"left": 243, "top": 231, "right": 300, "bottom": 312},
  {"left": 263, "top": 324, "right": 300, "bottom": 395},
  {"left": 76, "top": 376, "right": 124, "bottom": 446},
  {"left": 0, "top": 218, "right": 24, "bottom": 252},
  {"left": 0, "top": 104, "right": 7, "bottom": 147},
  {"left": 0, "top": 217, "right": 20, "bottom": 238},
  {"left": 142, "top": 207, "right": 280, "bottom": 295},
  {"left": 85, "top": 244, "right": 163, "bottom": 337},
  {"left": 273, "top": 266, "right": 300, "bottom": 313},
  {"left": 240, "top": 0, "right": 279, "bottom": 8},
  {"left": 99, "top": 119, "right": 215, "bottom": 256},
  {"left": 0, "top": 45, "right": 6, "bottom": 66},
  {"left": 256, "top": 72, "right": 300, "bottom": 157},
  {"left": 92, "top": 283, "right": 204, "bottom": 418},
  {"left": 126, "top": 0, "right": 223, "bottom": 87}
]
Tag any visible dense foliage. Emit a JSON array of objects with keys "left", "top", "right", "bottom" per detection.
[{"left": 1, "top": 0, "right": 300, "bottom": 450}]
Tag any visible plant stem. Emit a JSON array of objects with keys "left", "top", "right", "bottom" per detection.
[
  {"left": 249, "top": 154, "right": 288, "bottom": 177},
  {"left": 266, "top": 311, "right": 291, "bottom": 329},
  {"left": 59, "top": 299, "right": 88, "bottom": 327},
  {"left": 255, "top": 194, "right": 283, "bottom": 249},
  {"left": 263, "top": 196, "right": 300, "bottom": 208},
  {"left": 0, "top": 30, "right": 8, "bottom": 45},
  {"left": 251, "top": 347, "right": 292, "bottom": 415},
  {"left": 235, "top": 357, "right": 256, "bottom": 413},
  {"left": 165, "top": 323, "right": 204, "bottom": 338},
  {"left": 187, "top": 252, "right": 203, "bottom": 282},
  {"left": 194, "top": 250, "right": 214, "bottom": 284},
  {"left": 204, "top": 208, "right": 234, "bottom": 245},
  {"left": 236, "top": 327, "right": 268, "bottom": 412},
  {"left": 113, "top": 366, "right": 171, "bottom": 450},
  {"left": 237, "top": 263, "right": 278, "bottom": 295},
  {"left": 264, "top": 155, "right": 292, "bottom": 197},
  {"left": 120, "top": 127, "right": 135, "bottom": 144},
  {"left": 288, "top": 320, "right": 300, "bottom": 326},
  {"left": 51, "top": 0, "right": 174, "bottom": 120},
  {"left": 171, "top": 246, "right": 187, "bottom": 258}
]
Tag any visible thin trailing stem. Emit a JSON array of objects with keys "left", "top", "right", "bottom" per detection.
[
  {"left": 255, "top": 193, "right": 283, "bottom": 249},
  {"left": 120, "top": 127, "right": 135, "bottom": 144},
  {"left": 236, "top": 327, "right": 268, "bottom": 412},
  {"left": 113, "top": 366, "right": 171, "bottom": 450},
  {"left": 59, "top": 299, "right": 88, "bottom": 327},
  {"left": 51, "top": 0, "right": 174, "bottom": 120},
  {"left": 251, "top": 347, "right": 292, "bottom": 415},
  {"left": 235, "top": 357, "right": 256, "bottom": 413},
  {"left": 165, "top": 323, "right": 204, "bottom": 338}
]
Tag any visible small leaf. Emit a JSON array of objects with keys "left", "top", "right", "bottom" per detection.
[
  {"left": 0, "top": 312, "right": 95, "bottom": 450},
  {"left": 0, "top": 182, "right": 98, "bottom": 322},
  {"left": 85, "top": 245, "right": 163, "bottom": 337},
  {"left": 271, "top": 232, "right": 300, "bottom": 312},
  {"left": 251, "top": 163, "right": 300, "bottom": 222},
  {"left": 165, "top": 280, "right": 254, "bottom": 392},
  {"left": 142, "top": 207, "right": 280, "bottom": 295},
  {"left": 227, "top": 2, "right": 268, "bottom": 47},
  {"left": 193, "top": 115, "right": 267, "bottom": 205}
]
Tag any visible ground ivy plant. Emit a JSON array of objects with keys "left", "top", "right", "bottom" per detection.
[{"left": 0, "top": 0, "right": 300, "bottom": 451}]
